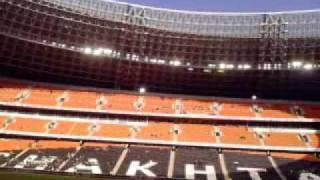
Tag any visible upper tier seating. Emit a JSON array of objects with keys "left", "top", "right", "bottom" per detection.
[
  {"left": 258, "top": 103, "right": 296, "bottom": 118},
  {"left": 24, "top": 87, "right": 63, "bottom": 106},
  {"left": 104, "top": 94, "right": 138, "bottom": 112},
  {"left": 142, "top": 96, "right": 175, "bottom": 114},
  {"left": 0, "top": 81, "right": 25, "bottom": 102},
  {"left": 62, "top": 91, "right": 99, "bottom": 109},
  {"left": 181, "top": 99, "right": 213, "bottom": 115},
  {"left": 0, "top": 80, "right": 319, "bottom": 120},
  {"left": 219, "top": 102, "right": 255, "bottom": 117},
  {"left": 302, "top": 105, "right": 320, "bottom": 119}
]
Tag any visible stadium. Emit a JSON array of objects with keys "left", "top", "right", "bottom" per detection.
[{"left": 0, "top": 0, "right": 319, "bottom": 179}]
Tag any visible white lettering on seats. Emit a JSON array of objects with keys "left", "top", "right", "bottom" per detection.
[
  {"left": 185, "top": 164, "right": 217, "bottom": 180},
  {"left": 65, "top": 158, "right": 102, "bottom": 174},
  {"left": 126, "top": 160, "right": 158, "bottom": 177},
  {"left": 237, "top": 167, "right": 267, "bottom": 180}
]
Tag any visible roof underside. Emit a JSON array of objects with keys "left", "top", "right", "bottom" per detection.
[{"left": 0, "top": 0, "right": 319, "bottom": 101}]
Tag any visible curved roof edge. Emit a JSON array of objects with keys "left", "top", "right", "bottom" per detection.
[{"left": 108, "top": 0, "right": 320, "bottom": 15}]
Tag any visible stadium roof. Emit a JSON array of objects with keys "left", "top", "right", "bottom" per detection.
[{"left": 117, "top": 0, "right": 320, "bottom": 13}]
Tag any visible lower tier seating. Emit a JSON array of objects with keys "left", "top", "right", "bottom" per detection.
[{"left": 1, "top": 116, "right": 318, "bottom": 149}]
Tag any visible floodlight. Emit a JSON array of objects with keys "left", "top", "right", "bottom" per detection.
[
  {"left": 172, "top": 60, "right": 181, "bottom": 66},
  {"left": 139, "top": 87, "right": 146, "bottom": 94},
  {"left": 292, "top": 61, "right": 303, "bottom": 68},
  {"left": 219, "top": 63, "right": 226, "bottom": 69},
  {"left": 84, "top": 47, "right": 92, "bottom": 54},
  {"left": 93, "top": 48, "right": 103, "bottom": 56},
  {"left": 252, "top": 95, "right": 257, "bottom": 100},
  {"left": 103, "top": 48, "right": 113, "bottom": 55},
  {"left": 303, "top": 64, "right": 313, "bottom": 70}
]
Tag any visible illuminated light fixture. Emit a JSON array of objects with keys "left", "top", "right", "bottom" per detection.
[
  {"left": 84, "top": 47, "right": 92, "bottom": 54},
  {"left": 103, "top": 48, "right": 113, "bottom": 55},
  {"left": 226, "top": 64, "right": 234, "bottom": 69},
  {"left": 303, "top": 64, "right": 313, "bottom": 70},
  {"left": 292, "top": 61, "right": 303, "bottom": 68},
  {"left": 243, "top": 64, "right": 251, "bottom": 70},
  {"left": 208, "top": 64, "right": 216, "bottom": 68},
  {"left": 203, "top": 69, "right": 212, "bottom": 73},
  {"left": 252, "top": 95, "right": 257, "bottom": 100},
  {"left": 158, "top": 60, "right": 165, "bottom": 64},
  {"left": 170, "top": 60, "right": 181, "bottom": 66},
  {"left": 219, "top": 63, "right": 234, "bottom": 70},
  {"left": 93, "top": 48, "right": 103, "bottom": 56},
  {"left": 61, "top": 44, "right": 66, "bottom": 48},
  {"left": 188, "top": 67, "right": 194, "bottom": 71},
  {"left": 219, "top": 63, "right": 226, "bottom": 69},
  {"left": 139, "top": 87, "right": 146, "bottom": 94}
]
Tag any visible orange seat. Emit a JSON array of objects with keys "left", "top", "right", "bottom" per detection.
[
  {"left": 259, "top": 104, "right": 296, "bottom": 118},
  {"left": 271, "top": 152, "right": 320, "bottom": 162},
  {"left": 6, "top": 118, "right": 48, "bottom": 133},
  {"left": 308, "top": 134, "right": 320, "bottom": 148},
  {"left": 219, "top": 126, "right": 260, "bottom": 145},
  {"left": 24, "top": 87, "right": 63, "bottom": 106},
  {"left": 83, "top": 142, "right": 125, "bottom": 148},
  {"left": 178, "top": 124, "right": 215, "bottom": 143},
  {"left": 142, "top": 96, "right": 174, "bottom": 114},
  {"left": 0, "top": 139, "right": 33, "bottom": 151},
  {"left": 63, "top": 91, "right": 98, "bottom": 109},
  {"left": 0, "top": 86, "right": 23, "bottom": 102},
  {"left": 34, "top": 140, "right": 79, "bottom": 149},
  {"left": 68, "top": 123, "right": 91, "bottom": 136},
  {"left": 302, "top": 105, "right": 320, "bottom": 119},
  {"left": 104, "top": 94, "right": 137, "bottom": 111},
  {"left": 93, "top": 124, "right": 131, "bottom": 138},
  {"left": 136, "top": 123, "right": 173, "bottom": 141},
  {"left": 49, "top": 122, "right": 76, "bottom": 135},
  {"left": 0, "top": 116, "right": 7, "bottom": 127},
  {"left": 263, "top": 133, "right": 305, "bottom": 147},
  {"left": 220, "top": 102, "right": 255, "bottom": 117},
  {"left": 182, "top": 100, "right": 213, "bottom": 115}
]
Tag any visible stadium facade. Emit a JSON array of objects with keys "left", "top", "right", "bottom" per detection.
[{"left": 0, "top": 0, "right": 320, "bottom": 100}]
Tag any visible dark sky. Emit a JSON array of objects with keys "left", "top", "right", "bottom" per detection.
[{"left": 117, "top": 0, "right": 320, "bottom": 12}]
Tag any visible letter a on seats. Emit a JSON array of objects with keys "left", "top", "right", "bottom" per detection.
[
  {"left": 185, "top": 164, "right": 217, "bottom": 180},
  {"left": 126, "top": 160, "right": 158, "bottom": 177}
]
